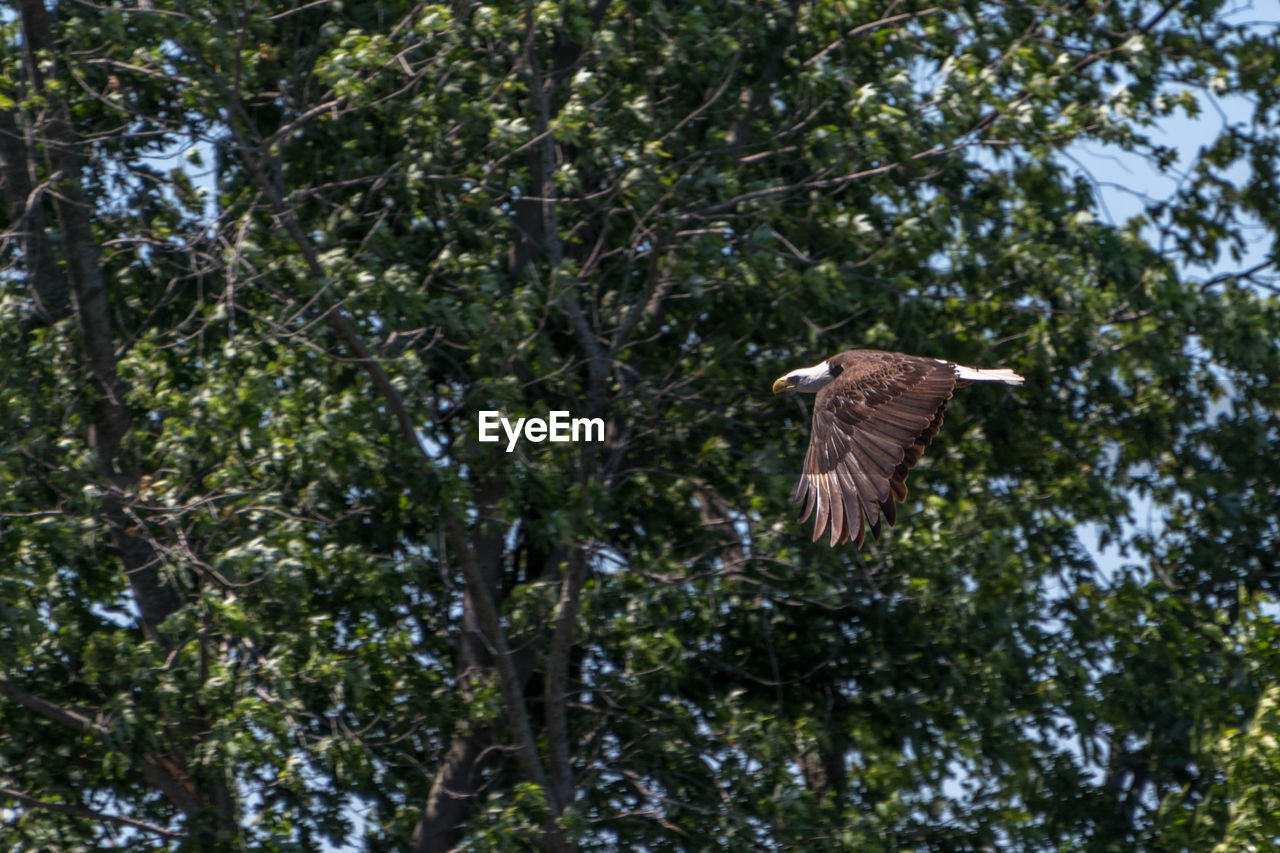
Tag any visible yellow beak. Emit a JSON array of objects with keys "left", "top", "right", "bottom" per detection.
[{"left": 772, "top": 376, "right": 794, "bottom": 394}]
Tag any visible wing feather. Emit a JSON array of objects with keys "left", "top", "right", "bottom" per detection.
[
  {"left": 812, "top": 472, "right": 832, "bottom": 543},
  {"left": 793, "top": 350, "right": 957, "bottom": 547},
  {"left": 830, "top": 462, "right": 862, "bottom": 537},
  {"left": 880, "top": 493, "right": 897, "bottom": 527},
  {"left": 856, "top": 425, "right": 911, "bottom": 460}
]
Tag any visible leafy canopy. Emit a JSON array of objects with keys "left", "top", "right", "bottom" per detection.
[{"left": 1, "top": 0, "right": 1279, "bottom": 850}]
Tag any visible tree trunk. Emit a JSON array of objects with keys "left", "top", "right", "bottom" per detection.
[
  {"left": 18, "top": 0, "right": 181, "bottom": 630},
  {"left": 16, "top": 0, "right": 232, "bottom": 837},
  {"left": 0, "top": 103, "right": 70, "bottom": 328}
]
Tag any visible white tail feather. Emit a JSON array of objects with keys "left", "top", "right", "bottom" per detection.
[{"left": 951, "top": 363, "right": 1024, "bottom": 385}]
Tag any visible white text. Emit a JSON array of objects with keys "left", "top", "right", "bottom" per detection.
[{"left": 478, "top": 410, "right": 605, "bottom": 452}]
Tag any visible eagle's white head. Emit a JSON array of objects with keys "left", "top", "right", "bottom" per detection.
[{"left": 772, "top": 360, "right": 836, "bottom": 394}]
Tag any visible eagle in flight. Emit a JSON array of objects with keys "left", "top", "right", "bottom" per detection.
[{"left": 773, "top": 350, "right": 1023, "bottom": 547}]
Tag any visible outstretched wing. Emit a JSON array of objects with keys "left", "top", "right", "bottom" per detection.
[{"left": 794, "top": 352, "right": 957, "bottom": 547}]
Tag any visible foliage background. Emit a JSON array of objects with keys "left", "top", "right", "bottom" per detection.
[{"left": 2, "top": 0, "right": 1279, "bottom": 850}]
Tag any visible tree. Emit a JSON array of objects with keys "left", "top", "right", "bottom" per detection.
[{"left": 2, "top": 0, "right": 1279, "bottom": 849}]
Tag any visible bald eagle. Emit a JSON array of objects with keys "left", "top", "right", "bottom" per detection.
[{"left": 773, "top": 350, "right": 1023, "bottom": 547}]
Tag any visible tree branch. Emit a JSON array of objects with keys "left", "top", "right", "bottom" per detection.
[
  {"left": 215, "top": 66, "right": 423, "bottom": 453},
  {"left": 725, "top": 1, "right": 800, "bottom": 159},
  {"left": 19, "top": 0, "right": 180, "bottom": 632},
  {"left": 801, "top": 6, "right": 941, "bottom": 68},
  {"left": 0, "top": 785, "right": 180, "bottom": 839},
  {"left": 0, "top": 104, "right": 71, "bottom": 328},
  {"left": 0, "top": 680, "right": 103, "bottom": 736},
  {"left": 0, "top": 679, "right": 207, "bottom": 818},
  {"left": 444, "top": 516, "right": 573, "bottom": 852},
  {"left": 543, "top": 543, "right": 587, "bottom": 813},
  {"left": 412, "top": 724, "right": 497, "bottom": 853}
]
